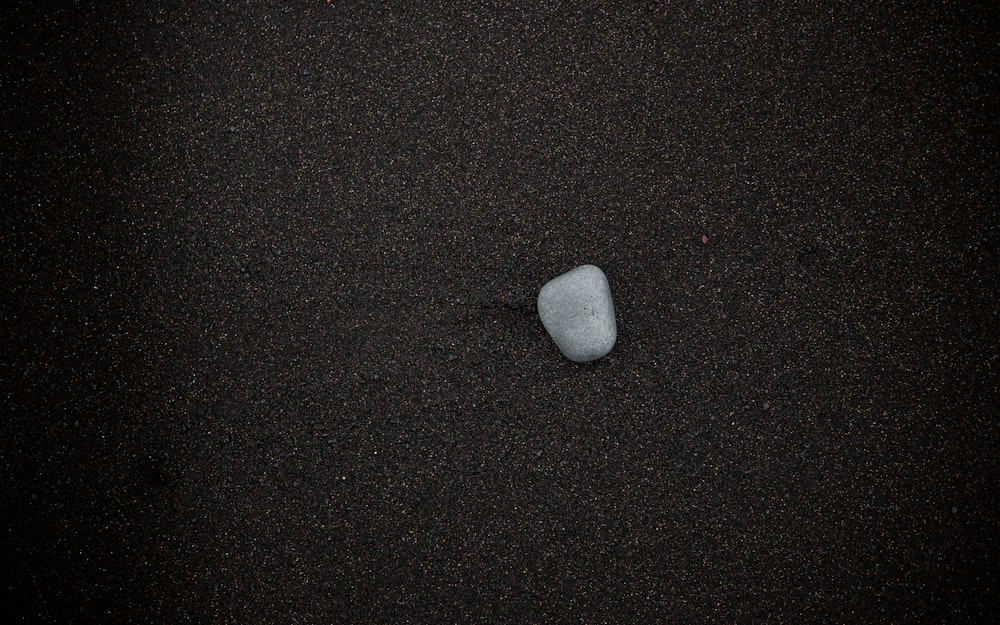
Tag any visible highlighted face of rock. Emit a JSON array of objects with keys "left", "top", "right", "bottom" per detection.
[{"left": 537, "top": 264, "right": 617, "bottom": 363}]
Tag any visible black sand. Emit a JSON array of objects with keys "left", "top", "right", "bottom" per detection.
[{"left": 3, "top": 2, "right": 997, "bottom": 623}]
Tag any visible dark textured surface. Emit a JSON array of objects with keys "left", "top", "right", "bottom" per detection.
[{"left": 3, "top": 2, "right": 997, "bottom": 623}]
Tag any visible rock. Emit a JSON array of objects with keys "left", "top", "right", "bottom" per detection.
[{"left": 537, "top": 264, "right": 617, "bottom": 362}]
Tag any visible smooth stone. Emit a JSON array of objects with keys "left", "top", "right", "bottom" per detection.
[{"left": 537, "top": 264, "right": 617, "bottom": 362}]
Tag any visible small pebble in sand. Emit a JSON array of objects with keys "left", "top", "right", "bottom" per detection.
[{"left": 537, "top": 264, "right": 617, "bottom": 363}]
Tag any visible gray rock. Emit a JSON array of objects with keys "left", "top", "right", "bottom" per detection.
[{"left": 537, "top": 264, "right": 617, "bottom": 362}]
